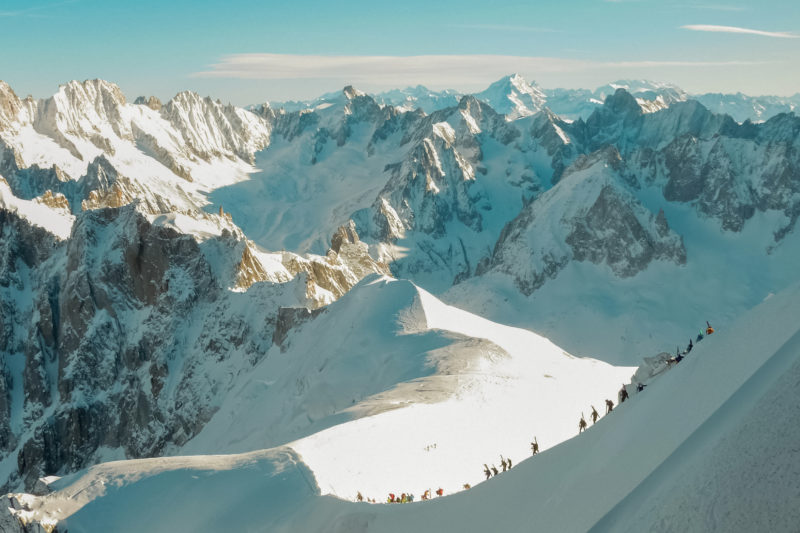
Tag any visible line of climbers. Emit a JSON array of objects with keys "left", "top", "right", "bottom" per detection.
[
  {"left": 377, "top": 487, "right": 446, "bottom": 503},
  {"left": 669, "top": 321, "right": 714, "bottom": 366},
  {"left": 579, "top": 320, "right": 716, "bottom": 433},
  {"left": 358, "top": 321, "right": 718, "bottom": 505}
]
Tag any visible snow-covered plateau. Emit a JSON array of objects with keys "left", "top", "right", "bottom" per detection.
[{"left": 0, "top": 74, "right": 798, "bottom": 532}]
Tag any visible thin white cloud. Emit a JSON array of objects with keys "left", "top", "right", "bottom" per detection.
[
  {"left": 193, "top": 54, "right": 765, "bottom": 87},
  {"left": 682, "top": 24, "right": 799, "bottom": 38}
]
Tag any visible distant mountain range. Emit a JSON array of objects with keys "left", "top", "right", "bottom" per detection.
[{"left": 270, "top": 74, "right": 799, "bottom": 123}]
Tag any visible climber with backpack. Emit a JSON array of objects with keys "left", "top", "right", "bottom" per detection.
[{"left": 531, "top": 437, "right": 539, "bottom": 455}]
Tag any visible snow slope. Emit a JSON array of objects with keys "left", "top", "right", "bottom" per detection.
[
  {"left": 0, "top": 180, "right": 73, "bottom": 239},
  {"left": 6, "top": 278, "right": 799, "bottom": 532},
  {"left": 184, "top": 274, "right": 633, "bottom": 499}
]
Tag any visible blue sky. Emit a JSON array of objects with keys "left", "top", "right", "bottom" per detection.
[{"left": 1, "top": 0, "right": 798, "bottom": 104}]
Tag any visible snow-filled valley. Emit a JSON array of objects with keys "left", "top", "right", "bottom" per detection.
[{"left": 0, "top": 74, "right": 799, "bottom": 532}]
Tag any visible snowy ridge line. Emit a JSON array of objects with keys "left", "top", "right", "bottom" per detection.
[
  {"left": 590, "top": 324, "right": 800, "bottom": 532},
  {"left": 193, "top": 275, "right": 634, "bottom": 500}
]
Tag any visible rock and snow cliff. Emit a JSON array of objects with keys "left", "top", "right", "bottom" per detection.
[{"left": 0, "top": 79, "right": 390, "bottom": 492}]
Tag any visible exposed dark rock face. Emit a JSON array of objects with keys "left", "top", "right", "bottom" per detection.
[
  {"left": 566, "top": 184, "right": 686, "bottom": 277},
  {"left": 0, "top": 200, "right": 384, "bottom": 493},
  {"left": 482, "top": 148, "right": 687, "bottom": 295},
  {"left": 134, "top": 95, "right": 162, "bottom": 111}
]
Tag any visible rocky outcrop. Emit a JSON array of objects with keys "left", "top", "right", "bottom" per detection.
[
  {"left": 134, "top": 95, "right": 162, "bottom": 111},
  {"left": 483, "top": 147, "right": 686, "bottom": 295},
  {"left": 161, "top": 91, "right": 271, "bottom": 163}
]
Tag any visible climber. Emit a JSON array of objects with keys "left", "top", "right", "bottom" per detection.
[
  {"left": 388, "top": 493, "right": 396, "bottom": 503},
  {"left": 500, "top": 456, "right": 507, "bottom": 472},
  {"left": 531, "top": 437, "right": 539, "bottom": 455},
  {"left": 687, "top": 338, "right": 693, "bottom": 353},
  {"left": 637, "top": 382, "right": 646, "bottom": 392},
  {"left": 697, "top": 330, "right": 704, "bottom": 343},
  {"left": 591, "top": 406, "right": 599, "bottom": 424},
  {"left": 357, "top": 491, "right": 363, "bottom": 502},
  {"left": 706, "top": 321, "right": 714, "bottom": 335},
  {"left": 675, "top": 346, "right": 684, "bottom": 363},
  {"left": 484, "top": 464, "right": 492, "bottom": 479},
  {"left": 422, "top": 489, "right": 431, "bottom": 500},
  {"left": 407, "top": 493, "right": 414, "bottom": 503},
  {"left": 463, "top": 483, "right": 471, "bottom": 490},
  {"left": 436, "top": 488, "right": 444, "bottom": 497},
  {"left": 491, "top": 465, "right": 499, "bottom": 476},
  {"left": 620, "top": 385, "right": 629, "bottom": 403},
  {"left": 507, "top": 457, "right": 512, "bottom": 469},
  {"left": 605, "top": 399, "right": 614, "bottom": 414},
  {"left": 579, "top": 414, "right": 587, "bottom": 433}
]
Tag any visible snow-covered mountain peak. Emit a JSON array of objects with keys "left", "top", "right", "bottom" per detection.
[
  {"left": 603, "top": 79, "right": 685, "bottom": 95},
  {"left": 0, "top": 81, "right": 24, "bottom": 127},
  {"left": 34, "top": 79, "right": 129, "bottom": 142},
  {"left": 474, "top": 73, "right": 547, "bottom": 120},
  {"left": 374, "top": 85, "right": 462, "bottom": 113},
  {"left": 601, "top": 88, "right": 644, "bottom": 117},
  {"left": 341, "top": 85, "right": 366, "bottom": 100}
]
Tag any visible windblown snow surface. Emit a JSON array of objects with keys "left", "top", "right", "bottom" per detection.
[{"left": 6, "top": 277, "right": 800, "bottom": 532}]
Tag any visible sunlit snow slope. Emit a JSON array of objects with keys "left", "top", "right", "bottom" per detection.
[
  {"left": 5, "top": 279, "right": 799, "bottom": 532},
  {"left": 185, "top": 274, "right": 633, "bottom": 498}
]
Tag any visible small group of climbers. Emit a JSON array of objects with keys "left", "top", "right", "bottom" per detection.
[
  {"left": 377, "top": 487, "right": 446, "bottom": 504},
  {"left": 670, "top": 321, "right": 715, "bottom": 366},
  {"left": 356, "top": 492, "right": 377, "bottom": 503},
  {"left": 579, "top": 402, "right": 609, "bottom": 433},
  {"left": 482, "top": 455, "right": 513, "bottom": 479},
  {"left": 420, "top": 488, "right": 443, "bottom": 500},
  {"left": 578, "top": 320, "right": 718, "bottom": 434},
  {"left": 386, "top": 492, "right": 415, "bottom": 503}
]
